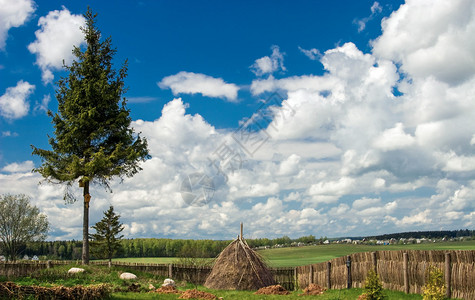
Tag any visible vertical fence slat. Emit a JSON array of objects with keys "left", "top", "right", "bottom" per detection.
[
  {"left": 308, "top": 264, "right": 313, "bottom": 285},
  {"left": 403, "top": 252, "right": 409, "bottom": 294},
  {"left": 346, "top": 255, "right": 352, "bottom": 289},
  {"left": 372, "top": 252, "right": 377, "bottom": 272},
  {"left": 445, "top": 252, "right": 451, "bottom": 299}
]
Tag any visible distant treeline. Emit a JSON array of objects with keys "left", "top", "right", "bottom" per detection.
[
  {"left": 366, "top": 229, "right": 475, "bottom": 240},
  {"left": 11, "top": 230, "right": 474, "bottom": 261},
  {"left": 15, "top": 235, "right": 323, "bottom": 260}
]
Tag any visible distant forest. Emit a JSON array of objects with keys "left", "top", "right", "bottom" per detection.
[
  {"left": 366, "top": 229, "right": 475, "bottom": 240},
  {"left": 5, "top": 230, "right": 474, "bottom": 261},
  {"left": 17, "top": 235, "right": 322, "bottom": 260}
]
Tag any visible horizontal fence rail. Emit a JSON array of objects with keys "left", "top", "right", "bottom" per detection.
[{"left": 1, "top": 250, "right": 474, "bottom": 298}]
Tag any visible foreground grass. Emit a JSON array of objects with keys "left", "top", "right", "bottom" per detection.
[
  {"left": 111, "top": 288, "right": 424, "bottom": 299},
  {"left": 1, "top": 264, "right": 168, "bottom": 291},
  {"left": 104, "top": 257, "right": 181, "bottom": 264},
  {"left": 104, "top": 240, "right": 475, "bottom": 267}
]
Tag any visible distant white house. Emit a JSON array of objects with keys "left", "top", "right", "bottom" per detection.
[
  {"left": 32, "top": 255, "right": 39, "bottom": 261},
  {"left": 23, "top": 255, "right": 29, "bottom": 260},
  {"left": 323, "top": 240, "right": 330, "bottom": 244},
  {"left": 0, "top": 255, "right": 5, "bottom": 261}
]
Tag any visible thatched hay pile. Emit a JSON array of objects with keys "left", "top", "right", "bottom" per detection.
[{"left": 204, "top": 234, "right": 275, "bottom": 290}]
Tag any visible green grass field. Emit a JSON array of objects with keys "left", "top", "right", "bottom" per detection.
[
  {"left": 260, "top": 240, "right": 475, "bottom": 267},
  {"left": 107, "top": 257, "right": 180, "bottom": 264},
  {"left": 106, "top": 240, "right": 475, "bottom": 267}
]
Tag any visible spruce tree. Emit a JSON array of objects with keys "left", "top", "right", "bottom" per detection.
[
  {"left": 32, "top": 8, "right": 149, "bottom": 265},
  {"left": 91, "top": 206, "right": 124, "bottom": 267}
]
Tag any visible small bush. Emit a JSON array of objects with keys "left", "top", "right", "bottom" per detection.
[
  {"left": 360, "top": 269, "right": 386, "bottom": 300},
  {"left": 422, "top": 265, "right": 446, "bottom": 300}
]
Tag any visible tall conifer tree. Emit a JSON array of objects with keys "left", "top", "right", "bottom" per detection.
[
  {"left": 32, "top": 8, "right": 149, "bottom": 264},
  {"left": 91, "top": 206, "right": 124, "bottom": 267}
]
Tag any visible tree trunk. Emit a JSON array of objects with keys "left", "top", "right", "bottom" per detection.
[
  {"left": 82, "top": 180, "right": 90, "bottom": 265},
  {"left": 108, "top": 243, "right": 112, "bottom": 268}
]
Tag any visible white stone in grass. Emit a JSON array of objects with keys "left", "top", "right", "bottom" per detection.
[
  {"left": 162, "top": 278, "right": 175, "bottom": 287},
  {"left": 119, "top": 272, "right": 137, "bottom": 280},
  {"left": 67, "top": 267, "right": 85, "bottom": 274}
]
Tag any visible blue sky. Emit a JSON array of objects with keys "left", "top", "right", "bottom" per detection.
[{"left": 1, "top": 0, "right": 474, "bottom": 240}]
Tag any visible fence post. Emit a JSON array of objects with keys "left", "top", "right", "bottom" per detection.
[
  {"left": 47, "top": 260, "right": 52, "bottom": 269},
  {"left": 168, "top": 263, "right": 173, "bottom": 278},
  {"left": 294, "top": 267, "right": 298, "bottom": 291},
  {"left": 403, "top": 252, "right": 409, "bottom": 294},
  {"left": 326, "top": 261, "right": 331, "bottom": 289},
  {"left": 308, "top": 264, "right": 313, "bottom": 286},
  {"left": 445, "top": 252, "right": 451, "bottom": 299},
  {"left": 372, "top": 252, "right": 377, "bottom": 272},
  {"left": 346, "top": 255, "right": 352, "bottom": 289}
]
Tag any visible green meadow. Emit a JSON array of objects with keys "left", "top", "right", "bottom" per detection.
[{"left": 105, "top": 240, "right": 475, "bottom": 267}]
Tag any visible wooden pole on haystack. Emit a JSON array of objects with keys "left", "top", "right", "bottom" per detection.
[{"left": 240, "top": 222, "right": 243, "bottom": 240}]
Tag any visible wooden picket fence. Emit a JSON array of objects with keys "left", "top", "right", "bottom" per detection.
[
  {"left": 1, "top": 250, "right": 474, "bottom": 298},
  {"left": 296, "top": 250, "right": 475, "bottom": 299}
]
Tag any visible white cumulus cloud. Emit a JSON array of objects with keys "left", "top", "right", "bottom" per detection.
[
  {"left": 28, "top": 7, "right": 85, "bottom": 84},
  {"left": 372, "top": 0, "right": 475, "bottom": 85},
  {"left": 0, "top": 0, "right": 35, "bottom": 50},
  {"left": 158, "top": 71, "right": 239, "bottom": 102},
  {"left": 1, "top": 160, "right": 34, "bottom": 173},
  {"left": 373, "top": 123, "right": 415, "bottom": 151},
  {"left": 0, "top": 80, "right": 35, "bottom": 119},
  {"left": 250, "top": 45, "right": 286, "bottom": 76},
  {"left": 2, "top": 0, "right": 475, "bottom": 239}
]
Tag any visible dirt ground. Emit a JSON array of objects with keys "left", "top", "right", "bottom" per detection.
[
  {"left": 179, "top": 289, "right": 217, "bottom": 300},
  {"left": 254, "top": 284, "right": 290, "bottom": 295}
]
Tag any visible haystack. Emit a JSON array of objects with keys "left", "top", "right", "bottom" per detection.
[{"left": 204, "top": 224, "right": 275, "bottom": 290}]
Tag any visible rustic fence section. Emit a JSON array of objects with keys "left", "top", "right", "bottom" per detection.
[
  {"left": 296, "top": 250, "right": 475, "bottom": 299},
  {"left": 1, "top": 250, "right": 474, "bottom": 298},
  {"left": 0, "top": 260, "right": 295, "bottom": 289}
]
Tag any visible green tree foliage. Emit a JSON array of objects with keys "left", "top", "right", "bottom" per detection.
[
  {"left": 90, "top": 206, "right": 124, "bottom": 266},
  {"left": 31, "top": 8, "right": 149, "bottom": 265},
  {"left": 175, "top": 241, "right": 213, "bottom": 267},
  {"left": 422, "top": 265, "right": 446, "bottom": 300},
  {"left": 361, "top": 269, "right": 387, "bottom": 300},
  {"left": 21, "top": 234, "right": 328, "bottom": 260},
  {"left": 368, "top": 229, "right": 475, "bottom": 240},
  {"left": 0, "top": 194, "right": 49, "bottom": 261}
]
